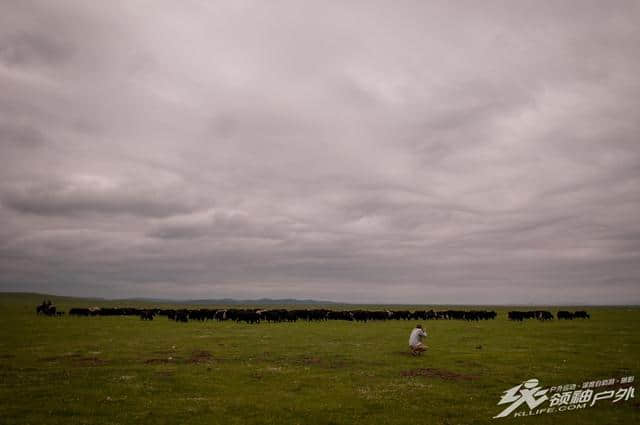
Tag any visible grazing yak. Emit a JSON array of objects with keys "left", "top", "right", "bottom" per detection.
[
  {"left": 557, "top": 310, "right": 590, "bottom": 320},
  {"left": 508, "top": 311, "right": 554, "bottom": 321},
  {"left": 557, "top": 310, "right": 574, "bottom": 320},
  {"left": 214, "top": 309, "right": 227, "bottom": 321},
  {"left": 140, "top": 310, "right": 154, "bottom": 320},
  {"left": 326, "top": 310, "right": 354, "bottom": 321},
  {"left": 389, "top": 310, "right": 411, "bottom": 320},
  {"left": 36, "top": 300, "right": 58, "bottom": 316},
  {"left": 175, "top": 310, "right": 189, "bottom": 322},
  {"left": 235, "top": 310, "right": 260, "bottom": 324}
]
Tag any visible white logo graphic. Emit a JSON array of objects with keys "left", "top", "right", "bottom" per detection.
[
  {"left": 493, "top": 376, "right": 635, "bottom": 419},
  {"left": 494, "top": 378, "right": 549, "bottom": 418}
]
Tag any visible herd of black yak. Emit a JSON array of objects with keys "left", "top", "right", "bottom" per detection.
[
  {"left": 507, "top": 310, "right": 590, "bottom": 320},
  {"left": 64, "top": 307, "right": 497, "bottom": 323},
  {"left": 37, "top": 300, "right": 590, "bottom": 323}
]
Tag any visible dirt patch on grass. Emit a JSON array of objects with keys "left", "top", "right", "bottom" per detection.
[
  {"left": 188, "top": 350, "right": 213, "bottom": 364},
  {"left": 144, "top": 358, "right": 176, "bottom": 364},
  {"left": 39, "top": 353, "right": 107, "bottom": 366},
  {"left": 401, "top": 368, "right": 476, "bottom": 381},
  {"left": 71, "top": 356, "right": 108, "bottom": 367},
  {"left": 39, "top": 356, "right": 62, "bottom": 362},
  {"left": 302, "top": 356, "right": 322, "bottom": 365},
  {"left": 39, "top": 353, "right": 82, "bottom": 362},
  {"left": 328, "top": 359, "right": 348, "bottom": 369},
  {"left": 298, "top": 356, "right": 348, "bottom": 369}
]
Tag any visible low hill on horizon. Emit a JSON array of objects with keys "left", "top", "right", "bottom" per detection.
[{"left": 0, "top": 291, "right": 340, "bottom": 306}]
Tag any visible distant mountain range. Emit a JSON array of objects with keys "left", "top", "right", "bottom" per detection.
[
  {"left": 120, "top": 297, "right": 340, "bottom": 305},
  {"left": 3, "top": 291, "right": 343, "bottom": 306}
]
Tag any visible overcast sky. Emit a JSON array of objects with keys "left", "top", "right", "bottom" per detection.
[{"left": 1, "top": 1, "right": 639, "bottom": 304}]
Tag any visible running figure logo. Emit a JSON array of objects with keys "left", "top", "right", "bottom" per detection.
[{"left": 494, "top": 378, "right": 549, "bottom": 418}]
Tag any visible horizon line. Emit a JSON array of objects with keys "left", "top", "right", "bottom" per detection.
[{"left": 2, "top": 291, "right": 639, "bottom": 307}]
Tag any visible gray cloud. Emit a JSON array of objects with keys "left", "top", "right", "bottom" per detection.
[
  {"left": 147, "top": 209, "right": 290, "bottom": 240},
  {"left": 0, "top": 31, "right": 74, "bottom": 68},
  {"left": 0, "top": 0, "right": 639, "bottom": 304},
  {"left": 0, "top": 121, "right": 46, "bottom": 148},
  {"left": 1, "top": 175, "right": 203, "bottom": 218}
]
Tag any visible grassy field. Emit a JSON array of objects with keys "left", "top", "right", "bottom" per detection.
[{"left": 0, "top": 293, "right": 638, "bottom": 425}]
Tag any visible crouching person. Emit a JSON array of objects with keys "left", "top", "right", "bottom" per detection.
[{"left": 409, "top": 324, "right": 427, "bottom": 356}]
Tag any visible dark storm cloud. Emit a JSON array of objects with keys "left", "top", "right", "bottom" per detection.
[
  {"left": 147, "top": 209, "right": 290, "bottom": 240},
  {"left": 0, "top": 31, "right": 74, "bottom": 68},
  {"left": 0, "top": 122, "right": 45, "bottom": 148},
  {"left": 0, "top": 0, "right": 639, "bottom": 304},
  {"left": 1, "top": 176, "right": 202, "bottom": 218}
]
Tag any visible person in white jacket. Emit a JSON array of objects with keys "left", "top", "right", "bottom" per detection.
[{"left": 409, "top": 324, "right": 427, "bottom": 356}]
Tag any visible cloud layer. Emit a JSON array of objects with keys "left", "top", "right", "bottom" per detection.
[{"left": 1, "top": 1, "right": 639, "bottom": 303}]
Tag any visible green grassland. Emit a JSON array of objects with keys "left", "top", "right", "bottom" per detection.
[{"left": 0, "top": 293, "right": 638, "bottom": 425}]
